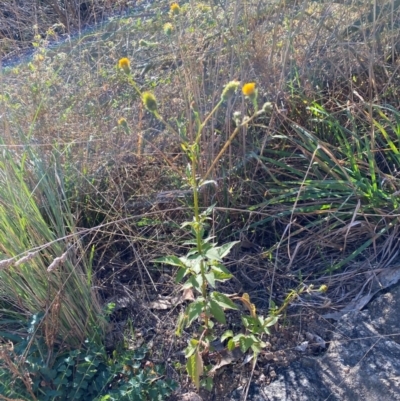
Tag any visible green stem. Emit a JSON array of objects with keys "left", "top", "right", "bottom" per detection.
[
  {"left": 191, "top": 153, "right": 209, "bottom": 327},
  {"left": 202, "top": 110, "right": 261, "bottom": 182},
  {"left": 196, "top": 99, "right": 224, "bottom": 142},
  {"left": 127, "top": 76, "right": 141, "bottom": 97}
]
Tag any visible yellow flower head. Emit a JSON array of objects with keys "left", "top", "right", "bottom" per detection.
[
  {"left": 170, "top": 2, "right": 180, "bottom": 15},
  {"left": 142, "top": 92, "right": 158, "bottom": 113},
  {"left": 242, "top": 82, "right": 256, "bottom": 97},
  {"left": 118, "top": 57, "right": 130, "bottom": 74},
  {"left": 118, "top": 117, "right": 127, "bottom": 126},
  {"left": 163, "top": 22, "right": 174, "bottom": 36},
  {"left": 319, "top": 284, "right": 328, "bottom": 293},
  {"left": 221, "top": 80, "right": 240, "bottom": 101}
]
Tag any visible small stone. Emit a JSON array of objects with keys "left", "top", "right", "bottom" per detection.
[{"left": 179, "top": 392, "right": 203, "bottom": 401}]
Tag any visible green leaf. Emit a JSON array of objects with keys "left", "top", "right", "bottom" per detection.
[
  {"left": 210, "top": 292, "right": 239, "bottom": 310},
  {"left": 181, "top": 221, "right": 195, "bottom": 229},
  {"left": 251, "top": 342, "right": 263, "bottom": 355},
  {"left": 201, "top": 376, "right": 214, "bottom": 392},
  {"left": 239, "top": 336, "right": 254, "bottom": 353},
  {"left": 212, "top": 269, "right": 233, "bottom": 282},
  {"left": 154, "top": 255, "right": 186, "bottom": 268},
  {"left": 221, "top": 330, "right": 233, "bottom": 342},
  {"left": 175, "top": 268, "right": 187, "bottom": 283},
  {"left": 175, "top": 312, "right": 186, "bottom": 336},
  {"left": 185, "top": 339, "right": 199, "bottom": 358},
  {"left": 182, "top": 239, "right": 198, "bottom": 245},
  {"left": 193, "top": 274, "right": 204, "bottom": 291},
  {"left": 202, "top": 203, "right": 217, "bottom": 216},
  {"left": 180, "top": 255, "right": 203, "bottom": 274},
  {"left": 183, "top": 275, "right": 203, "bottom": 293},
  {"left": 186, "top": 300, "right": 204, "bottom": 326},
  {"left": 186, "top": 352, "right": 203, "bottom": 389},
  {"left": 241, "top": 315, "right": 258, "bottom": 329},
  {"left": 209, "top": 299, "right": 226, "bottom": 324},
  {"left": 205, "top": 272, "right": 215, "bottom": 288},
  {"left": 264, "top": 315, "right": 280, "bottom": 328},
  {"left": 211, "top": 263, "right": 233, "bottom": 281},
  {"left": 211, "top": 262, "right": 232, "bottom": 275},
  {"left": 227, "top": 338, "right": 236, "bottom": 351},
  {"left": 205, "top": 241, "right": 239, "bottom": 261}
]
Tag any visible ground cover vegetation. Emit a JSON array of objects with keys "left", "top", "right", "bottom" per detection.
[{"left": 1, "top": 0, "right": 400, "bottom": 399}]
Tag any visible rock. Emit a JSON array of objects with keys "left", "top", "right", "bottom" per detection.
[
  {"left": 229, "top": 284, "right": 400, "bottom": 400},
  {"left": 178, "top": 392, "right": 203, "bottom": 401}
]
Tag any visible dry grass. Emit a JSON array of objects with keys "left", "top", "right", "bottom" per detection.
[{"left": 1, "top": 0, "right": 400, "bottom": 396}]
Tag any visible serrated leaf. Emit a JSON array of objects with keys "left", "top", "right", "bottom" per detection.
[
  {"left": 210, "top": 292, "right": 239, "bottom": 310},
  {"left": 212, "top": 270, "right": 233, "bottom": 282},
  {"left": 154, "top": 255, "right": 186, "bottom": 268},
  {"left": 205, "top": 272, "right": 216, "bottom": 288},
  {"left": 209, "top": 299, "right": 226, "bottom": 324},
  {"left": 186, "top": 352, "right": 203, "bottom": 389},
  {"left": 211, "top": 262, "right": 232, "bottom": 275},
  {"left": 221, "top": 330, "right": 233, "bottom": 342},
  {"left": 205, "top": 241, "right": 239, "bottom": 261}
]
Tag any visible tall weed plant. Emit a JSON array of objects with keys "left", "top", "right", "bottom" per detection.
[{"left": 116, "top": 15, "right": 281, "bottom": 383}]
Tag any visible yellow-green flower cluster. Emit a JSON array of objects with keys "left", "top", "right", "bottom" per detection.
[
  {"left": 221, "top": 80, "right": 240, "bottom": 101},
  {"left": 163, "top": 22, "right": 174, "bottom": 36},
  {"left": 319, "top": 284, "right": 328, "bottom": 293},
  {"left": 118, "top": 117, "right": 127, "bottom": 127},
  {"left": 142, "top": 92, "right": 158, "bottom": 113},
  {"left": 170, "top": 2, "right": 180, "bottom": 15}
]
